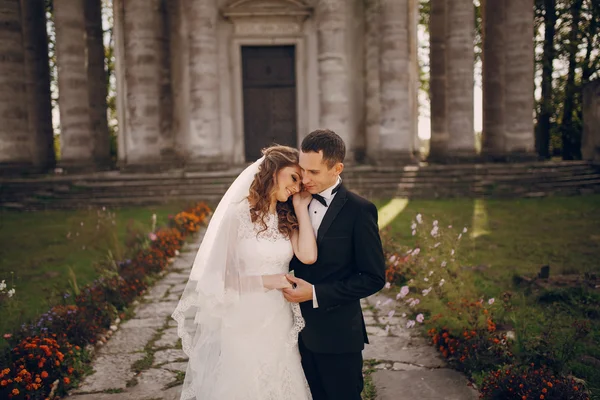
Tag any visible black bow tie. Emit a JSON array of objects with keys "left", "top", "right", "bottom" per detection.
[{"left": 312, "top": 182, "right": 341, "bottom": 207}]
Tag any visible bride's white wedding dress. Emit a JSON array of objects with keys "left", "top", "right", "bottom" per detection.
[{"left": 173, "top": 198, "right": 312, "bottom": 400}]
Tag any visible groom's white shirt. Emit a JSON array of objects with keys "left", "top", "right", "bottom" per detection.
[{"left": 308, "top": 176, "right": 342, "bottom": 308}]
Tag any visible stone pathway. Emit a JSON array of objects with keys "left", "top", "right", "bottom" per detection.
[
  {"left": 361, "top": 293, "right": 478, "bottom": 400},
  {"left": 68, "top": 232, "right": 477, "bottom": 400},
  {"left": 67, "top": 237, "right": 202, "bottom": 400}
]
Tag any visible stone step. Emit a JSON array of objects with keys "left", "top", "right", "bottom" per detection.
[
  {"left": 2, "top": 162, "right": 598, "bottom": 209},
  {"left": 3, "top": 169, "right": 597, "bottom": 191}
]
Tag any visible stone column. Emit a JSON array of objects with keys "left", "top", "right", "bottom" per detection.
[
  {"left": 113, "top": 0, "right": 127, "bottom": 166},
  {"left": 20, "top": 0, "right": 55, "bottom": 171},
  {"left": 316, "top": 0, "right": 353, "bottom": 159},
  {"left": 445, "top": 0, "right": 475, "bottom": 160},
  {"left": 185, "top": 0, "right": 222, "bottom": 167},
  {"left": 408, "top": 0, "right": 420, "bottom": 156},
  {"left": 481, "top": 0, "right": 506, "bottom": 159},
  {"left": 377, "top": 0, "right": 413, "bottom": 164},
  {"left": 54, "top": 0, "right": 95, "bottom": 169},
  {"left": 504, "top": 0, "right": 535, "bottom": 157},
  {"left": 428, "top": 0, "right": 448, "bottom": 161},
  {"left": 0, "top": 0, "right": 32, "bottom": 171},
  {"left": 364, "top": 0, "right": 381, "bottom": 161},
  {"left": 121, "top": 0, "right": 173, "bottom": 168},
  {"left": 482, "top": 0, "right": 535, "bottom": 160},
  {"left": 84, "top": 0, "right": 111, "bottom": 167}
]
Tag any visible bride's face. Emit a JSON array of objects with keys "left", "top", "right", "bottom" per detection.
[{"left": 273, "top": 165, "right": 302, "bottom": 202}]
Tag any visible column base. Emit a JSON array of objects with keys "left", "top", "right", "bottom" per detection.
[
  {"left": 368, "top": 150, "right": 418, "bottom": 166},
  {"left": 184, "top": 161, "right": 231, "bottom": 172},
  {"left": 479, "top": 151, "right": 540, "bottom": 163},
  {"left": 427, "top": 149, "right": 480, "bottom": 164},
  {"left": 58, "top": 159, "right": 113, "bottom": 174},
  {"left": 0, "top": 162, "right": 47, "bottom": 177}
]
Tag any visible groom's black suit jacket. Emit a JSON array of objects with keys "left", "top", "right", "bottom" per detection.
[{"left": 290, "top": 185, "right": 386, "bottom": 354}]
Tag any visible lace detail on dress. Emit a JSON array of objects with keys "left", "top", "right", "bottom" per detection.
[
  {"left": 287, "top": 303, "right": 306, "bottom": 348},
  {"left": 236, "top": 199, "right": 288, "bottom": 242}
]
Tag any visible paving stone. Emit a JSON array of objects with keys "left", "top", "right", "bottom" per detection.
[
  {"left": 363, "top": 336, "right": 445, "bottom": 368},
  {"left": 168, "top": 283, "right": 188, "bottom": 296},
  {"left": 121, "top": 317, "right": 164, "bottom": 329},
  {"left": 378, "top": 316, "right": 401, "bottom": 325},
  {"left": 154, "top": 348, "right": 188, "bottom": 365},
  {"left": 170, "top": 257, "right": 194, "bottom": 270},
  {"left": 73, "top": 352, "right": 145, "bottom": 393},
  {"left": 392, "top": 362, "right": 425, "bottom": 371},
  {"left": 69, "top": 394, "right": 133, "bottom": 400},
  {"left": 364, "top": 316, "right": 377, "bottom": 325},
  {"left": 367, "top": 293, "right": 397, "bottom": 315},
  {"left": 162, "top": 385, "right": 184, "bottom": 400},
  {"left": 161, "top": 273, "right": 190, "bottom": 284},
  {"left": 372, "top": 369, "right": 478, "bottom": 400},
  {"left": 135, "top": 301, "right": 179, "bottom": 320},
  {"left": 154, "top": 327, "right": 180, "bottom": 349},
  {"left": 161, "top": 362, "right": 188, "bottom": 373},
  {"left": 99, "top": 325, "right": 158, "bottom": 354},
  {"left": 144, "top": 283, "right": 172, "bottom": 302},
  {"left": 128, "top": 368, "right": 176, "bottom": 397},
  {"left": 362, "top": 309, "right": 374, "bottom": 317},
  {"left": 366, "top": 325, "right": 390, "bottom": 337}
]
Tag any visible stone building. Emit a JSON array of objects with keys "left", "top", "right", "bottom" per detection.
[{"left": 0, "top": 0, "right": 536, "bottom": 173}]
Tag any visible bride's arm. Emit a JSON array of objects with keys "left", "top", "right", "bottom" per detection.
[{"left": 291, "top": 192, "right": 318, "bottom": 265}]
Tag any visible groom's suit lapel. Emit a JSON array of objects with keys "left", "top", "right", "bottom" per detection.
[{"left": 317, "top": 184, "right": 348, "bottom": 246}]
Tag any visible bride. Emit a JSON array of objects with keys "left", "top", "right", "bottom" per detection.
[{"left": 172, "top": 145, "right": 315, "bottom": 400}]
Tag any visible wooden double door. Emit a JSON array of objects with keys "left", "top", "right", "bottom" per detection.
[{"left": 242, "top": 45, "right": 297, "bottom": 161}]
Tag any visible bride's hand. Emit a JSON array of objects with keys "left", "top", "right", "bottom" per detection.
[
  {"left": 262, "top": 274, "right": 293, "bottom": 290},
  {"left": 293, "top": 191, "right": 312, "bottom": 210}
]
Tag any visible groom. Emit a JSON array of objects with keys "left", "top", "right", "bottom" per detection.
[{"left": 284, "top": 129, "right": 386, "bottom": 400}]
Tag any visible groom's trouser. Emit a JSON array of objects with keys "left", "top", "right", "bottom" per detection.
[{"left": 299, "top": 336, "right": 364, "bottom": 400}]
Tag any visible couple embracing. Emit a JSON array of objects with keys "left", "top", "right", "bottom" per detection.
[{"left": 172, "top": 129, "right": 386, "bottom": 400}]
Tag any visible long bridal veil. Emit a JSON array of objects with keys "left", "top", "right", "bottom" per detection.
[{"left": 171, "top": 157, "right": 266, "bottom": 399}]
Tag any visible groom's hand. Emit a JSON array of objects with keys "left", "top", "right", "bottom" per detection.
[{"left": 282, "top": 275, "right": 313, "bottom": 303}]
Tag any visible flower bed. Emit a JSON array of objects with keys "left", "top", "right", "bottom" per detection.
[
  {"left": 0, "top": 202, "right": 210, "bottom": 399},
  {"left": 381, "top": 213, "right": 592, "bottom": 400}
]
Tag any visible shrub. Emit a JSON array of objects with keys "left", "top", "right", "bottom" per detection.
[{"left": 479, "top": 364, "right": 590, "bottom": 400}]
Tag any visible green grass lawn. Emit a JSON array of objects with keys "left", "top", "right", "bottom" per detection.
[
  {"left": 375, "top": 195, "right": 600, "bottom": 286},
  {"left": 375, "top": 195, "right": 600, "bottom": 395},
  {"left": 0, "top": 201, "right": 193, "bottom": 339}
]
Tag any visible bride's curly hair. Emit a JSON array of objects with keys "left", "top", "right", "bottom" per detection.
[{"left": 248, "top": 145, "right": 300, "bottom": 238}]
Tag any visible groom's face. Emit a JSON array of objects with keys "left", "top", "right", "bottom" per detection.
[{"left": 299, "top": 150, "right": 343, "bottom": 194}]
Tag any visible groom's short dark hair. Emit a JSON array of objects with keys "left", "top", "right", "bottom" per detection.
[{"left": 301, "top": 129, "right": 346, "bottom": 168}]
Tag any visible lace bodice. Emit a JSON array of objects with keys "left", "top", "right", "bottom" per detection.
[{"left": 235, "top": 199, "right": 294, "bottom": 276}]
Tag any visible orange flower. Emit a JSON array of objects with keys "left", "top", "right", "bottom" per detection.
[
  {"left": 1, "top": 380, "right": 7, "bottom": 386},
  {"left": 41, "top": 371, "right": 48, "bottom": 379},
  {"left": 12, "top": 388, "right": 19, "bottom": 395},
  {"left": 63, "top": 377, "right": 70, "bottom": 385}
]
